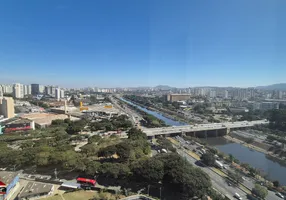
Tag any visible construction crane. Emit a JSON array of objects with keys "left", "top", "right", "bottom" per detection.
[{"left": 79, "top": 101, "right": 88, "bottom": 112}]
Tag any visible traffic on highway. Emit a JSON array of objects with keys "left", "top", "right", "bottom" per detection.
[{"left": 172, "top": 136, "right": 282, "bottom": 200}]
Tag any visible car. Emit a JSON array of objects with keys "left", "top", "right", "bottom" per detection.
[
  {"left": 228, "top": 182, "right": 232, "bottom": 186},
  {"left": 276, "top": 192, "right": 284, "bottom": 199},
  {"left": 242, "top": 177, "right": 246, "bottom": 181},
  {"left": 234, "top": 192, "right": 242, "bottom": 200}
]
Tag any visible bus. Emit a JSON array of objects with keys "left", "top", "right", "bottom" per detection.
[{"left": 76, "top": 177, "right": 96, "bottom": 186}]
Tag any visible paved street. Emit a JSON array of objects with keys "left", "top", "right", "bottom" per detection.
[
  {"left": 173, "top": 136, "right": 281, "bottom": 200},
  {"left": 176, "top": 148, "right": 245, "bottom": 200}
]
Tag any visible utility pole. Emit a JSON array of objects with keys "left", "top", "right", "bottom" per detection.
[
  {"left": 159, "top": 187, "right": 162, "bottom": 200},
  {"left": 54, "top": 168, "right": 58, "bottom": 180},
  {"left": 147, "top": 185, "right": 150, "bottom": 196}
]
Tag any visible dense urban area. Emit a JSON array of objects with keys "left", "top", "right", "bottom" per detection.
[{"left": 0, "top": 83, "right": 286, "bottom": 200}]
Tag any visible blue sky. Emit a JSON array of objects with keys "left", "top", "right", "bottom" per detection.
[{"left": 0, "top": 0, "right": 285, "bottom": 88}]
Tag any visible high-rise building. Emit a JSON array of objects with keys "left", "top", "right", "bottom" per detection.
[
  {"left": 224, "top": 90, "right": 228, "bottom": 99},
  {"left": 13, "top": 83, "right": 24, "bottom": 99},
  {"left": 0, "top": 84, "right": 13, "bottom": 94},
  {"left": 45, "top": 86, "right": 57, "bottom": 97},
  {"left": 210, "top": 90, "right": 216, "bottom": 98},
  {"left": 23, "top": 85, "right": 32, "bottom": 96},
  {"left": 0, "top": 86, "right": 3, "bottom": 97},
  {"left": 31, "top": 84, "right": 45, "bottom": 95},
  {"left": 278, "top": 91, "right": 283, "bottom": 99},
  {"left": 0, "top": 97, "right": 15, "bottom": 118},
  {"left": 60, "top": 89, "right": 65, "bottom": 98},
  {"left": 39, "top": 85, "right": 45, "bottom": 94},
  {"left": 55, "top": 88, "right": 60, "bottom": 101}
]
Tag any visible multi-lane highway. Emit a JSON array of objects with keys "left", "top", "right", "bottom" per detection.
[{"left": 173, "top": 136, "right": 281, "bottom": 200}]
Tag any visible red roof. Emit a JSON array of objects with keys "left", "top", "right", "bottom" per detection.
[{"left": 76, "top": 177, "right": 96, "bottom": 185}]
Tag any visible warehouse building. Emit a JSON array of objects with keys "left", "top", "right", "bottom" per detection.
[{"left": 18, "top": 181, "right": 54, "bottom": 200}]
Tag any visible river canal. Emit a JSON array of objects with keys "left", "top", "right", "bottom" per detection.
[
  {"left": 121, "top": 98, "right": 286, "bottom": 185},
  {"left": 202, "top": 137, "right": 286, "bottom": 185},
  {"left": 120, "top": 98, "right": 187, "bottom": 126}
]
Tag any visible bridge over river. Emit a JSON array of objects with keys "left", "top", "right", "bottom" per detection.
[{"left": 142, "top": 120, "right": 268, "bottom": 138}]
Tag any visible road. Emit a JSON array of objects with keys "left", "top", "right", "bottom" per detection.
[
  {"left": 109, "top": 95, "right": 142, "bottom": 128},
  {"left": 174, "top": 136, "right": 281, "bottom": 200},
  {"left": 176, "top": 148, "right": 245, "bottom": 200}
]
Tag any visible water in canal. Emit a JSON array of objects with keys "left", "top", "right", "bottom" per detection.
[
  {"left": 202, "top": 137, "right": 286, "bottom": 185},
  {"left": 121, "top": 97, "right": 286, "bottom": 185},
  {"left": 120, "top": 98, "right": 187, "bottom": 126}
]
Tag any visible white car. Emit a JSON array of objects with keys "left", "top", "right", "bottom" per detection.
[
  {"left": 276, "top": 192, "right": 284, "bottom": 199},
  {"left": 234, "top": 193, "right": 242, "bottom": 200}
]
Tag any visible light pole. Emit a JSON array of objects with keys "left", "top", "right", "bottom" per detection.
[
  {"left": 147, "top": 185, "right": 150, "bottom": 196},
  {"left": 159, "top": 187, "right": 162, "bottom": 200}
]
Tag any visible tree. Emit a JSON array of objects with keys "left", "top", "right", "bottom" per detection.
[
  {"left": 252, "top": 184, "right": 268, "bottom": 199},
  {"left": 273, "top": 180, "right": 280, "bottom": 187},
  {"left": 85, "top": 161, "right": 101, "bottom": 176},
  {"left": 88, "top": 135, "right": 102, "bottom": 144},
  {"left": 98, "top": 146, "right": 117, "bottom": 158},
  {"left": 115, "top": 142, "right": 131, "bottom": 162},
  {"left": 240, "top": 163, "right": 251, "bottom": 170},
  {"left": 66, "top": 124, "right": 82, "bottom": 135},
  {"left": 159, "top": 153, "right": 212, "bottom": 199},
  {"left": 127, "top": 128, "right": 147, "bottom": 140},
  {"left": 51, "top": 119, "right": 65, "bottom": 126},
  {"left": 228, "top": 154, "right": 235, "bottom": 163},
  {"left": 228, "top": 170, "right": 243, "bottom": 184},
  {"left": 200, "top": 152, "right": 216, "bottom": 166},
  {"left": 157, "top": 137, "right": 176, "bottom": 152},
  {"left": 81, "top": 144, "right": 99, "bottom": 156},
  {"left": 133, "top": 158, "right": 164, "bottom": 183},
  {"left": 99, "top": 163, "right": 130, "bottom": 179},
  {"left": 246, "top": 137, "right": 255, "bottom": 144}
]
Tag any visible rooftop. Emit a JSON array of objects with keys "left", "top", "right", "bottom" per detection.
[
  {"left": 18, "top": 181, "right": 54, "bottom": 198},
  {"left": 6, "top": 118, "right": 32, "bottom": 125},
  {"left": 0, "top": 171, "right": 18, "bottom": 185}
]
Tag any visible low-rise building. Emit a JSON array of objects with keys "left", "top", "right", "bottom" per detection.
[
  {"left": 0, "top": 171, "right": 19, "bottom": 200},
  {"left": 18, "top": 182, "right": 54, "bottom": 200},
  {"left": 4, "top": 118, "right": 35, "bottom": 133},
  {"left": 166, "top": 94, "right": 191, "bottom": 102},
  {"left": 260, "top": 102, "right": 279, "bottom": 111}
]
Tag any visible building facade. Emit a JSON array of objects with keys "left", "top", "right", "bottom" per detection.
[
  {"left": 23, "top": 85, "right": 31, "bottom": 96},
  {"left": 167, "top": 94, "right": 191, "bottom": 102},
  {"left": 31, "top": 84, "right": 45, "bottom": 95},
  {"left": 0, "top": 97, "right": 15, "bottom": 119},
  {"left": 13, "top": 83, "right": 24, "bottom": 99}
]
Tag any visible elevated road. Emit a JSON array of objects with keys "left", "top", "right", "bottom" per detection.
[{"left": 142, "top": 120, "right": 268, "bottom": 137}]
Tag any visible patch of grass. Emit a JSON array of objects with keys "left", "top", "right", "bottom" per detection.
[{"left": 63, "top": 190, "right": 96, "bottom": 200}]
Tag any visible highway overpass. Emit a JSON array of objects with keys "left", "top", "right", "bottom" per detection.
[{"left": 142, "top": 120, "right": 268, "bottom": 138}]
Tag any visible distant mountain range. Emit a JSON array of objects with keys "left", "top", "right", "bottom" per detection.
[
  {"left": 128, "top": 83, "right": 286, "bottom": 91},
  {"left": 256, "top": 83, "right": 286, "bottom": 91},
  {"left": 153, "top": 85, "right": 175, "bottom": 90}
]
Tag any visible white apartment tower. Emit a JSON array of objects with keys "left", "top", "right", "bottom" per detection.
[
  {"left": 55, "top": 88, "right": 61, "bottom": 101},
  {"left": 24, "top": 85, "right": 32, "bottom": 96},
  {"left": 13, "top": 83, "right": 24, "bottom": 99}
]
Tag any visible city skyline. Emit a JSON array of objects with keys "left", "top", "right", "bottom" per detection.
[{"left": 1, "top": 0, "right": 285, "bottom": 87}]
